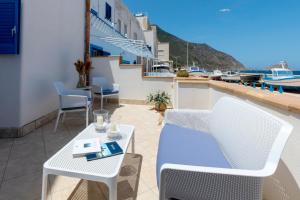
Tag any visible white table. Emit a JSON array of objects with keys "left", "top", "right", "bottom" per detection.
[{"left": 41, "top": 124, "right": 135, "bottom": 200}]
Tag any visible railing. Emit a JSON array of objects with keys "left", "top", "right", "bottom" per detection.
[
  {"left": 90, "top": 11, "right": 126, "bottom": 39},
  {"left": 144, "top": 72, "right": 175, "bottom": 77}
]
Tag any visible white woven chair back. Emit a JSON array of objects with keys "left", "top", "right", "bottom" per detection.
[{"left": 209, "top": 97, "right": 288, "bottom": 170}]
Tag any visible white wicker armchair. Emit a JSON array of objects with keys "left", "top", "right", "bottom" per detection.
[{"left": 158, "top": 97, "right": 293, "bottom": 200}]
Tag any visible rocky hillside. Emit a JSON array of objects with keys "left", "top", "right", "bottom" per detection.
[{"left": 156, "top": 26, "right": 245, "bottom": 71}]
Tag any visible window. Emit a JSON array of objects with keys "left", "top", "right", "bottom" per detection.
[
  {"left": 117, "top": 19, "right": 121, "bottom": 32},
  {"left": 124, "top": 24, "right": 127, "bottom": 36},
  {"left": 0, "top": 0, "right": 20, "bottom": 54},
  {"left": 105, "top": 3, "right": 112, "bottom": 21}
]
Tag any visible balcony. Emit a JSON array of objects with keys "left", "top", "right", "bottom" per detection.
[{"left": 1, "top": 56, "right": 300, "bottom": 199}]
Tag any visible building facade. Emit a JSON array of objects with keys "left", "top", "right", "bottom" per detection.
[
  {"left": 135, "top": 14, "right": 158, "bottom": 59},
  {"left": 157, "top": 42, "right": 170, "bottom": 62},
  {"left": 90, "top": 0, "right": 147, "bottom": 63}
]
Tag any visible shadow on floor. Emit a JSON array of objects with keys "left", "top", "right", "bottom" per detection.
[{"left": 67, "top": 153, "right": 143, "bottom": 200}]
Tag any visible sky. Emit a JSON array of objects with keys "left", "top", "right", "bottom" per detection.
[{"left": 123, "top": 0, "right": 300, "bottom": 69}]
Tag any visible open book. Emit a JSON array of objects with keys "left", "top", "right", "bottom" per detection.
[
  {"left": 72, "top": 138, "right": 101, "bottom": 158},
  {"left": 86, "top": 141, "right": 123, "bottom": 161}
]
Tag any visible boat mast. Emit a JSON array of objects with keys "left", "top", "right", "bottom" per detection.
[{"left": 186, "top": 42, "right": 189, "bottom": 69}]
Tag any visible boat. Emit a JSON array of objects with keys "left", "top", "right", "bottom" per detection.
[
  {"left": 188, "top": 67, "right": 209, "bottom": 78},
  {"left": 209, "top": 70, "right": 223, "bottom": 80},
  {"left": 240, "top": 74, "right": 262, "bottom": 84},
  {"left": 145, "top": 64, "right": 175, "bottom": 77},
  {"left": 263, "top": 68, "right": 300, "bottom": 89},
  {"left": 221, "top": 71, "right": 240, "bottom": 82}
]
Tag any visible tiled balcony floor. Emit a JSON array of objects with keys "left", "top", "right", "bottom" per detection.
[{"left": 0, "top": 104, "right": 163, "bottom": 200}]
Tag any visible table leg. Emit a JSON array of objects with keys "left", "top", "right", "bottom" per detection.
[
  {"left": 132, "top": 131, "right": 135, "bottom": 153},
  {"left": 41, "top": 172, "right": 48, "bottom": 200},
  {"left": 108, "top": 178, "right": 117, "bottom": 200}
]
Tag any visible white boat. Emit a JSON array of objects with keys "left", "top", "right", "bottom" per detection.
[
  {"left": 221, "top": 71, "right": 240, "bottom": 82},
  {"left": 188, "top": 67, "right": 209, "bottom": 77},
  {"left": 145, "top": 64, "right": 175, "bottom": 77},
  {"left": 263, "top": 68, "right": 300, "bottom": 89},
  {"left": 209, "top": 70, "right": 223, "bottom": 80}
]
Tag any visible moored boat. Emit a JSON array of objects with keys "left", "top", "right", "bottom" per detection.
[
  {"left": 263, "top": 68, "right": 300, "bottom": 89},
  {"left": 240, "top": 74, "right": 262, "bottom": 84},
  {"left": 209, "top": 70, "right": 223, "bottom": 80},
  {"left": 221, "top": 71, "right": 240, "bottom": 82}
]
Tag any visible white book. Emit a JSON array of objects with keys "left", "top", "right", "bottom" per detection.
[{"left": 72, "top": 138, "right": 101, "bottom": 158}]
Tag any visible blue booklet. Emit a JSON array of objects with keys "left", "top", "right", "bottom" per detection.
[{"left": 86, "top": 141, "right": 123, "bottom": 161}]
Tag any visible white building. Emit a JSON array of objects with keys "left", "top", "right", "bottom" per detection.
[
  {"left": 135, "top": 14, "right": 158, "bottom": 59},
  {"left": 157, "top": 42, "right": 170, "bottom": 62},
  {"left": 90, "top": 0, "right": 150, "bottom": 64}
]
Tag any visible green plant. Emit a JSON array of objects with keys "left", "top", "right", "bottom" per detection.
[
  {"left": 147, "top": 91, "right": 170, "bottom": 107},
  {"left": 176, "top": 69, "right": 189, "bottom": 77}
]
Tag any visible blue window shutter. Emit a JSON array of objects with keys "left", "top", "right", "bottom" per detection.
[
  {"left": 0, "top": 0, "right": 20, "bottom": 54},
  {"left": 105, "top": 3, "right": 111, "bottom": 21}
]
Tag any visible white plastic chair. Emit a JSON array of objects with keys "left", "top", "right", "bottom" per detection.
[
  {"left": 158, "top": 97, "right": 293, "bottom": 200},
  {"left": 53, "top": 81, "right": 92, "bottom": 132},
  {"left": 92, "top": 77, "right": 119, "bottom": 109}
]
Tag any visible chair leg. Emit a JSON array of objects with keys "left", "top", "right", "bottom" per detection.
[
  {"left": 54, "top": 110, "right": 62, "bottom": 132},
  {"left": 86, "top": 107, "right": 89, "bottom": 127},
  {"left": 89, "top": 106, "right": 93, "bottom": 122},
  {"left": 62, "top": 112, "right": 66, "bottom": 123}
]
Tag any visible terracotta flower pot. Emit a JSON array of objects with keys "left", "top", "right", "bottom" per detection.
[{"left": 155, "top": 103, "right": 167, "bottom": 112}]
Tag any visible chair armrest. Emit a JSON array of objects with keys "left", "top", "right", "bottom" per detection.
[
  {"left": 61, "top": 94, "right": 88, "bottom": 100},
  {"left": 165, "top": 109, "right": 211, "bottom": 132},
  {"left": 160, "top": 164, "right": 264, "bottom": 200},
  {"left": 65, "top": 89, "right": 91, "bottom": 99},
  {"left": 113, "top": 83, "right": 119, "bottom": 92},
  {"left": 161, "top": 163, "right": 269, "bottom": 177},
  {"left": 59, "top": 94, "right": 90, "bottom": 109}
]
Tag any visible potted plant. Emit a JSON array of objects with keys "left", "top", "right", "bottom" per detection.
[{"left": 147, "top": 91, "right": 170, "bottom": 112}]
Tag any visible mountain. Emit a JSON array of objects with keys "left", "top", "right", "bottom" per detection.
[{"left": 156, "top": 26, "right": 245, "bottom": 71}]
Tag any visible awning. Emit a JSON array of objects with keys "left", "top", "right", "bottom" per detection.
[{"left": 90, "top": 13, "right": 154, "bottom": 58}]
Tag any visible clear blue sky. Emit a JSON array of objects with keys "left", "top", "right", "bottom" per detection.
[{"left": 124, "top": 0, "right": 300, "bottom": 69}]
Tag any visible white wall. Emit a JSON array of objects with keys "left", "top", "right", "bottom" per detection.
[
  {"left": 18, "top": 0, "right": 85, "bottom": 126},
  {"left": 0, "top": 56, "right": 21, "bottom": 127},
  {"left": 91, "top": 0, "right": 115, "bottom": 24},
  {"left": 0, "top": 0, "right": 85, "bottom": 128},
  {"left": 176, "top": 83, "right": 210, "bottom": 109},
  {"left": 91, "top": 57, "right": 174, "bottom": 101},
  {"left": 176, "top": 82, "right": 300, "bottom": 199}
]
